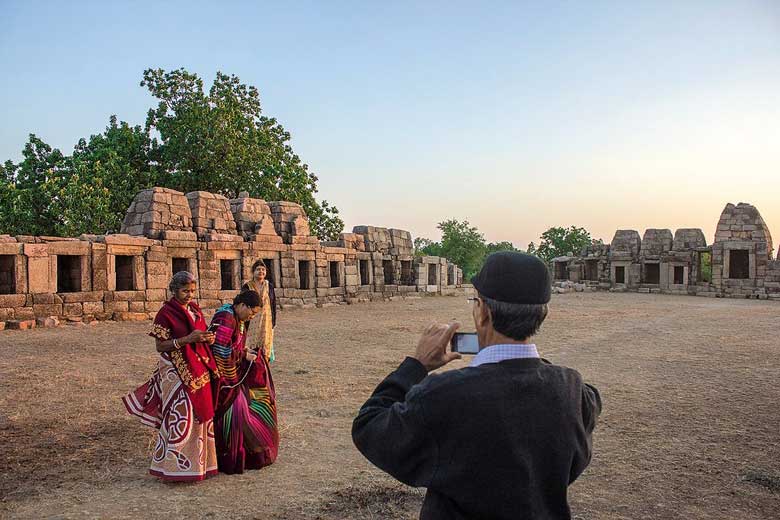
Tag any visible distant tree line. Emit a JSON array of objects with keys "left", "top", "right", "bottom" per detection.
[
  {"left": 0, "top": 68, "right": 343, "bottom": 240},
  {"left": 414, "top": 220, "right": 596, "bottom": 281}
]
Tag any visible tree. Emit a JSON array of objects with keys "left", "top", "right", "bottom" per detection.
[
  {"left": 62, "top": 116, "right": 158, "bottom": 235},
  {"left": 1, "top": 135, "right": 68, "bottom": 236},
  {"left": 142, "top": 68, "right": 343, "bottom": 239},
  {"left": 414, "top": 220, "right": 487, "bottom": 280},
  {"left": 485, "top": 241, "right": 522, "bottom": 255},
  {"left": 437, "top": 219, "right": 487, "bottom": 280},
  {"left": 0, "top": 121, "right": 159, "bottom": 237},
  {"left": 530, "top": 226, "right": 594, "bottom": 263},
  {"left": 414, "top": 237, "right": 442, "bottom": 257},
  {"left": 1, "top": 69, "right": 343, "bottom": 240}
]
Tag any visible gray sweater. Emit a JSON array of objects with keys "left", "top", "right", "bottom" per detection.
[{"left": 352, "top": 356, "right": 602, "bottom": 519}]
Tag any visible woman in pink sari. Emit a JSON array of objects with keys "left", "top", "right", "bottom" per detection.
[
  {"left": 122, "top": 271, "right": 218, "bottom": 481},
  {"left": 209, "top": 290, "right": 280, "bottom": 474}
]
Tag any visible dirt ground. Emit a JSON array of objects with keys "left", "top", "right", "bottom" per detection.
[{"left": 1, "top": 292, "right": 779, "bottom": 519}]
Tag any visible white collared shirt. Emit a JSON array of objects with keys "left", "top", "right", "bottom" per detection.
[{"left": 470, "top": 343, "right": 539, "bottom": 366}]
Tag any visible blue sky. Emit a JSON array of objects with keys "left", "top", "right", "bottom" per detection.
[{"left": 2, "top": 1, "right": 779, "bottom": 249}]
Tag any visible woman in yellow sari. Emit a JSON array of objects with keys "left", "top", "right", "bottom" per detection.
[{"left": 241, "top": 260, "right": 277, "bottom": 363}]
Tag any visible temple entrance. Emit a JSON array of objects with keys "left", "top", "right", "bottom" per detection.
[
  {"left": 57, "top": 255, "right": 82, "bottom": 293},
  {"left": 729, "top": 250, "right": 749, "bottom": 279},
  {"left": 115, "top": 256, "right": 135, "bottom": 291},
  {"left": 584, "top": 260, "right": 598, "bottom": 281},
  {"left": 298, "top": 260, "right": 312, "bottom": 289},
  {"left": 643, "top": 263, "right": 660, "bottom": 285},
  {"left": 674, "top": 266, "right": 684, "bottom": 285},
  {"left": 359, "top": 260, "right": 370, "bottom": 286},
  {"left": 0, "top": 255, "right": 15, "bottom": 294},
  {"left": 220, "top": 259, "right": 238, "bottom": 290},
  {"left": 329, "top": 261, "right": 340, "bottom": 287}
]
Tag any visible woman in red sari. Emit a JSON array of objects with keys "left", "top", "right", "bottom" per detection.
[
  {"left": 122, "top": 271, "right": 219, "bottom": 481},
  {"left": 210, "top": 290, "right": 280, "bottom": 474}
]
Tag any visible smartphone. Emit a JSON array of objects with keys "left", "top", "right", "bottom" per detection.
[
  {"left": 207, "top": 323, "right": 219, "bottom": 333},
  {"left": 451, "top": 332, "right": 480, "bottom": 355}
]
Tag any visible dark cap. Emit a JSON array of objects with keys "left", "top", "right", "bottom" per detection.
[{"left": 471, "top": 251, "right": 551, "bottom": 304}]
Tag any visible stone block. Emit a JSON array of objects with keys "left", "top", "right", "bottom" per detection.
[
  {"left": 82, "top": 301, "right": 104, "bottom": 314},
  {"left": 104, "top": 301, "right": 129, "bottom": 313},
  {"left": 145, "top": 251, "right": 169, "bottom": 263},
  {"left": 15, "top": 307, "right": 34, "bottom": 320},
  {"left": 146, "top": 261, "right": 169, "bottom": 276},
  {"left": 0, "top": 243, "right": 22, "bottom": 255},
  {"left": 0, "top": 294, "right": 27, "bottom": 308},
  {"left": 23, "top": 244, "right": 49, "bottom": 257},
  {"left": 27, "top": 256, "right": 52, "bottom": 293},
  {"left": 46, "top": 241, "right": 90, "bottom": 256},
  {"left": 129, "top": 301, "right": 146, "bottom": 312},
  {"left": 145, "top": 289, "right": 168, "bottom": 301},
  {"left": 147, "top": 274, "right": 170, "bottom": 290},
  {"left": 113, "top": 290, "right": 147, "bottom": 302},
  {"left": 58, "top": 291, "right": 100, "bottom": 303},
  {"left": 92, "top": 270, "right": 108, "bottom": 291},
  {"left": 33, "top": 303, "right": 63, "bottom": 317},
  {"left": 146, "top": 301, "right": 163, "bottom": 313},
  {"left": 63, "top": 303, "right": 83, "bottom": 316},
  {"left": 113, "top": 311, "right": 149, "bottom": 322}
]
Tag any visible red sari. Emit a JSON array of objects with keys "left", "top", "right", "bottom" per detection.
[
  {"left": 210, "top": 304, "right": 279, "bottom": 474},
  {"left": 122, "top": 299, "right": 219, "bottom": 481}
]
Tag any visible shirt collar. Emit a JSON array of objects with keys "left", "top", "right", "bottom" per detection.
[{"left": 470, "top": 343, "right": 539, "bottom": 367}]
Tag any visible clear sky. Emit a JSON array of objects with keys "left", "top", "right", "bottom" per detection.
[{"left": 2, "top": 1, "right": 779, "bottom": 250}]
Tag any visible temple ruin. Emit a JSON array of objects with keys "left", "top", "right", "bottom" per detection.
[
  {"left": 552, "top": 202, "right": 780, "bottom": 300},
  {"left": 2, "top": 196, "right": 779, "bottom": 330},
  {"left": 0, "top": 188, "right": 463, "bottom": 329}
]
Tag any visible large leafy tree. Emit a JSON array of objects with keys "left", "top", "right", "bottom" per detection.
[
  {"left": 414, "top": 237, "right": 443, "bottom": 257},
  {"left": 527, "top": 226, "right": 594, "bottom": 263},
  {"left": 485, "top": 240, "right": 522, "bottom": 255},
  {"left": 60, "top": 116, "right": 158, "bottom": 235},
  {"left": 1, "top": 121, "right": 157, "bottom": 237},
  {"left": 1, "top": 135, "right": 68, "bottom": 236},
  {"left": 415, "top": 220, "right": 487, "bottom": 280},
  {"left": 438, "top": 219, "right": 487, "bottom": 280},
  {"left": 1, "top": 68, "right": 343, "bottom": 240},
  {"left": 142, "top": 68, "right": 343, "bottom": 239}
]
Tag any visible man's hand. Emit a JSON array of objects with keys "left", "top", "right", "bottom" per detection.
[{"left": 414, "top": 321, "right": 462, "bottom": 372}]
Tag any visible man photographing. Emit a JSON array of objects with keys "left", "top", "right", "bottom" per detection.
[{"left": 352, "top": 251, "right": 602, "bottom": 519}]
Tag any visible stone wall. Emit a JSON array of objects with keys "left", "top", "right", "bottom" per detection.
[
  {"left": 0, "top": 188, "right": 464, "bottom": 329},
  {"left": 553, "top": 201, "right": 780, "bottom": 301}
]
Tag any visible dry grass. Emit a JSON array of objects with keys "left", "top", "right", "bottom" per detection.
[{"left": 1, "top": 292, "right": 779, "bottom": 519}]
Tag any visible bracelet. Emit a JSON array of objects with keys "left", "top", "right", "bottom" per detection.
[{"left": 173, "top": 338, "right": 180, "bottom": 349}]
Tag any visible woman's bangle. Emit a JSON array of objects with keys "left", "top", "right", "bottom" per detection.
[{"left": 173, "top": 338, "right": 180, "bottom": 349}]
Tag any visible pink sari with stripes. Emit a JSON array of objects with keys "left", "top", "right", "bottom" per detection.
[{"left": 209, "top": 304, "right": 279, "bottom": 474}]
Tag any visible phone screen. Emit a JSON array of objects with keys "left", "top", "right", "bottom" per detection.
[
  {"left": 451, "top": 332, "right": 480, "bottom": 354},
  {"left": 207, "top": 323, "right": 219, "bottom": 333}
]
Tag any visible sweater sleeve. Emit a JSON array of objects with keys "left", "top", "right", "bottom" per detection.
[
  {"left": 570, "top": 382, "right": 602, "bottom": 483},
  {"left": 352, "top": 357, "right": 438, "bottom": 487}
]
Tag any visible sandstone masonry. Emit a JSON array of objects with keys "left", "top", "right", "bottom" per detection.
[
  {"left": 0, "top": 188, "right": 464, "bottom": 328},
  {"left": 551, "top": 202, "right": 780, "bottom": 300}
]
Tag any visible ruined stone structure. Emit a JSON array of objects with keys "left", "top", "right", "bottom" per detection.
[
  {"left": 0, "top": 188, "right": 463, "bottom": 329},
  {"left": 552, "top": 202, "right": 780, "bottom": 300}
]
